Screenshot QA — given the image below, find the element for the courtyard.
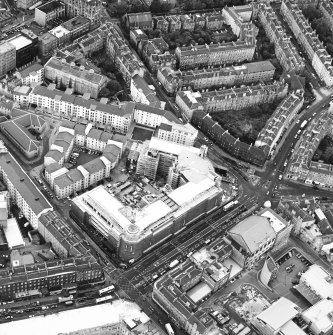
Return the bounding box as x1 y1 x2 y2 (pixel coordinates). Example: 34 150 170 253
131 126 154 142
270 248 312 310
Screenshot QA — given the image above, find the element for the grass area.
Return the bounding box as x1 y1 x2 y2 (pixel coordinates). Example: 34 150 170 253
211 100 282 145
312 135 333 164
131 127 154 142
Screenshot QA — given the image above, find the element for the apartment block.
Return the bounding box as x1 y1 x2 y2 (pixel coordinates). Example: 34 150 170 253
62 0 101 28
176 81 288 121
0 41 16 78
18 63 44 86
35 0 66 27
258 3 304 74
281 0 333 86
156 121 198 146
158 60 275 95
28 85 133 134
44 57 108 99
133 103 181 129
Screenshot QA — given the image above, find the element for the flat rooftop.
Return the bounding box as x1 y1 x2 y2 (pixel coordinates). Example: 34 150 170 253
62 16 90 31
5 218 25 249
74 186 173 233
0 300 151 335
8 35 32 50
50 25 70 38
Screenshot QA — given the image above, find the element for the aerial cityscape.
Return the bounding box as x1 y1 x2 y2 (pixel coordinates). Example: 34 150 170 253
1 0 333 334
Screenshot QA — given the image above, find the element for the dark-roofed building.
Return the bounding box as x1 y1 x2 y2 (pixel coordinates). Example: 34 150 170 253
123 12 152 32
35 0 65 27
38 32 58 59
62 15 91 40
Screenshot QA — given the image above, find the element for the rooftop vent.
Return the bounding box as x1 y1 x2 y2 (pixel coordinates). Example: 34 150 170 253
20 178 24 182
35 197 39 201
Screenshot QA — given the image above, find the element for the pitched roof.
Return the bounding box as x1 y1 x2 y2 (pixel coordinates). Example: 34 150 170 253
0 152 52 215
82 158 105 174
0 120 40 153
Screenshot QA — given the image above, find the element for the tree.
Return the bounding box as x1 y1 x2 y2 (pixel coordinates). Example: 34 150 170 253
106 80 122 96
103 60 116 74
150 0 161 13
112 3 128 16
99 87 111 98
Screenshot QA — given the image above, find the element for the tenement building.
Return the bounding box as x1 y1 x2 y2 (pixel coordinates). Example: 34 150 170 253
281 0 333 86
176 81 288 121
157 61 275 95
258 3 304 74
0 256 103 301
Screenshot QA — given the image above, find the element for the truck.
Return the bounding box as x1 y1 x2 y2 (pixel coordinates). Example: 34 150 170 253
165 323 174 335
169 260 180 269
300 120 308 129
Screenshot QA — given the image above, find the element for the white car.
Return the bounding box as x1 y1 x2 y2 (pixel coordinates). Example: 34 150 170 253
278 175 283 180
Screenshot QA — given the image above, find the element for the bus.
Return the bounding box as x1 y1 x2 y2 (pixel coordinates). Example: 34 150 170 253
58 295 74 303
165 323 174 335
300 120 308 129
96 295 113 304
98 285 115 296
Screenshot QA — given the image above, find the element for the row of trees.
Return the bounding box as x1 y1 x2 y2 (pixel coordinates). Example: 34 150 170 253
144 26 236 49
302 7 333 57
106 0 148 17
179 0 246 11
